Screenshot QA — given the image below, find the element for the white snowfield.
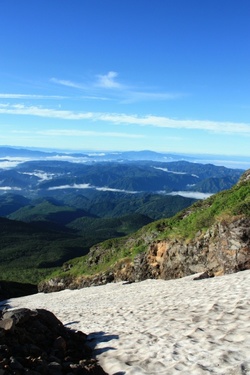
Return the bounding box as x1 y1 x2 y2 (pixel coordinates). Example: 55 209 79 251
7 270 250 375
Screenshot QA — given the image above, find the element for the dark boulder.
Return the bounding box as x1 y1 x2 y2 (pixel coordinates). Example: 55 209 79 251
0 308 107 374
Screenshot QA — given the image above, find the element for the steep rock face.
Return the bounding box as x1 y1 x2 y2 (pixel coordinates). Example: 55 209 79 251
133 216 250 281
39 215 250 293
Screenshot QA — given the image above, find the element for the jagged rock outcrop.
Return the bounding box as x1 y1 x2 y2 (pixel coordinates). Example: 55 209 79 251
237 168 250 184
135 216 250 281
0 308 107 374
39 215 250 292
38 273 115 293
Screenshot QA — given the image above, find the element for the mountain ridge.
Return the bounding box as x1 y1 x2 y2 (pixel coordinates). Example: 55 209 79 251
1 145 249 168
38 169 250 292
0 158 244 198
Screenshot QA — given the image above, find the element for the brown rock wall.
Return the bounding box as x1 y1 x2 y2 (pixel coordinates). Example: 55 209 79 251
138 217 250 281
39 216 250 292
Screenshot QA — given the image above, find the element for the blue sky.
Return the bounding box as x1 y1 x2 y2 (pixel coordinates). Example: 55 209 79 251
0 0 250 156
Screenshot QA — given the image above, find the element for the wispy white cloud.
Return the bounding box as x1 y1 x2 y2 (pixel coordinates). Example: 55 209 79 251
79 95 111 101
51 72 124 92
0 104 93 119
50 77 113 101
1 103 250 136
52 71 123 90
95 71 123 89
50 78 87 90
13 129 145 139
96 113 250 135
120 91 184 103
0 93 66 99
51 71 182 103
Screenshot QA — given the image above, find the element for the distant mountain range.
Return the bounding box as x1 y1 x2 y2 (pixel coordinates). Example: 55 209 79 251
0 146 195 162
0 146 199 161
0 146 244 198
1 146 250 168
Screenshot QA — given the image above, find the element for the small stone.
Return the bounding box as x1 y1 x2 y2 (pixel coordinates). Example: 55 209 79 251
48 361 63 375
48 361 62 369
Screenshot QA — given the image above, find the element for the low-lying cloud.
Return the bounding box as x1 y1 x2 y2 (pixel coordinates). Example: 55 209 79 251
48 183 139 194
153 167 199 178
0 186 22 191
167 191 212 199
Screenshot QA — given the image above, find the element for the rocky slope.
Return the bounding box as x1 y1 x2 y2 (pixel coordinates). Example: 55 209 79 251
39 169 250 292
0 308 107 374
